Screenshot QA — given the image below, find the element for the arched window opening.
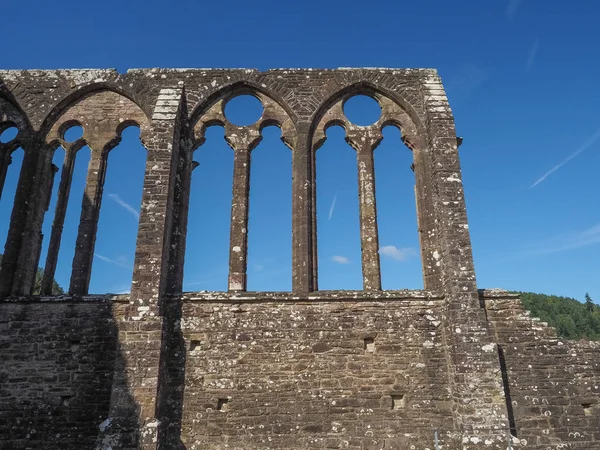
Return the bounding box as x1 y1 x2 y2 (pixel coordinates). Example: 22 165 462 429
247 125 292 292
89 126 146 294
316 125 362 290
183 125 233 292
375 126 423 290
51 146 91 291
0 148 24 256
37 147 66 294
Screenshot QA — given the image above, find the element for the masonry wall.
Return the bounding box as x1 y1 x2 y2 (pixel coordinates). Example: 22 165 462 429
162 294 452 450
482 290 600 449
0 299 120 450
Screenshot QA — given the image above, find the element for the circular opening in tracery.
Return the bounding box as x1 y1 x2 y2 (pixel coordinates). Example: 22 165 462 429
224 95 264 126
0 126 19 144
63 124 84 143
343 95 381 126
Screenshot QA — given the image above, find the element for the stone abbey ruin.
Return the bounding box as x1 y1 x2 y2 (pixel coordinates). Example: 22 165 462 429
0 68 598 450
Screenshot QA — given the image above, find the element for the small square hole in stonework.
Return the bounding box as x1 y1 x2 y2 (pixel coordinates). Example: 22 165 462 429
217 398 229 411
391 395 405 410
582 404 593 416
190 340 201 352
364 337 375 353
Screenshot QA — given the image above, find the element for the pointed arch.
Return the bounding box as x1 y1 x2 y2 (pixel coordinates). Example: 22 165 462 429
309 80 427 150
189 79 297 130
39 82 151 138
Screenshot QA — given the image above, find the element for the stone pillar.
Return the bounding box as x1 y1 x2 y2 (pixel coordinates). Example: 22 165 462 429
346 130 383 291
291 122 313 294
41 145 77 295
165 145 195 294
0 134 53 297
98 88 182 450
225 127 261 292
422 72 509 446
412 145 444 291
69 140 109 295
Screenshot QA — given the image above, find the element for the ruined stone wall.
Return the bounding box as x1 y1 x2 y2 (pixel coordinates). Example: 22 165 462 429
0 298 121 449
164 293 452 449
482 290 600 449
0 68 597 449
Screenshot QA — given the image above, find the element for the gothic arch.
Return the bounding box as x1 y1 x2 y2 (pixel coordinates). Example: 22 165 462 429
308 81 438 291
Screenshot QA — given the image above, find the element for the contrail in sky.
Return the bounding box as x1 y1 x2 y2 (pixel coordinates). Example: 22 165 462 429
108 193 140 219
530 127 600 188
328 193 337 220
526 38 539 72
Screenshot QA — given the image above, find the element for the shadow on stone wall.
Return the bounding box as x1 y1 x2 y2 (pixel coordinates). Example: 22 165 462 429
0 298 139 450
156 297 187 449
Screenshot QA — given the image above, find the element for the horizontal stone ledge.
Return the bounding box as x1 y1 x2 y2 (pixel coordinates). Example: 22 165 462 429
478 288 521 299
0 293 129 303
171 289 444 303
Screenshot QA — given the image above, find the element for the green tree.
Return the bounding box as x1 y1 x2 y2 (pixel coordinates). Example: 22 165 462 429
518 291 600 341
0 254 64 295
585 292 594 313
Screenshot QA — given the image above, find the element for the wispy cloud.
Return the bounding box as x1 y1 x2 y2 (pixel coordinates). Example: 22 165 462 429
446 63 486 104
94 253 132 269
491 223 600 264
328 193 337 220
379 245 417 261
530 127 600 188
108 193 139 220
331 255 350 264
506 0 522 19
538 223 600 255
526 38 540 72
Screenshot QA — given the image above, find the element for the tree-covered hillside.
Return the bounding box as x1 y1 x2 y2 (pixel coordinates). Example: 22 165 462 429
517 292 600 341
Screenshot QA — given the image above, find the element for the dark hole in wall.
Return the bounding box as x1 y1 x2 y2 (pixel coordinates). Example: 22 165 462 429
498 344 518 436
217 398 230 411
364 337 375 353
189 340 201 352
582 403 593 416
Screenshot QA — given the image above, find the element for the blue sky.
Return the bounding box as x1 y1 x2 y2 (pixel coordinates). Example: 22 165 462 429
1 0 599 302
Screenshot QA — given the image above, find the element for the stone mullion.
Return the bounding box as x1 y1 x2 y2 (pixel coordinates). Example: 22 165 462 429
291 122 313 294
228 146 251 292
310 145 318 291
41 146 76 295
69 144 108 295
356 143 381 291
0 147 10 199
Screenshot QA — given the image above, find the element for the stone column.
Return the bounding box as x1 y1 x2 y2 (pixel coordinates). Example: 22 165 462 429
41 145 77 295
291 122 313 294
98 87 182 450
225 127 261 292
69 139 109 295
346 130 383 291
